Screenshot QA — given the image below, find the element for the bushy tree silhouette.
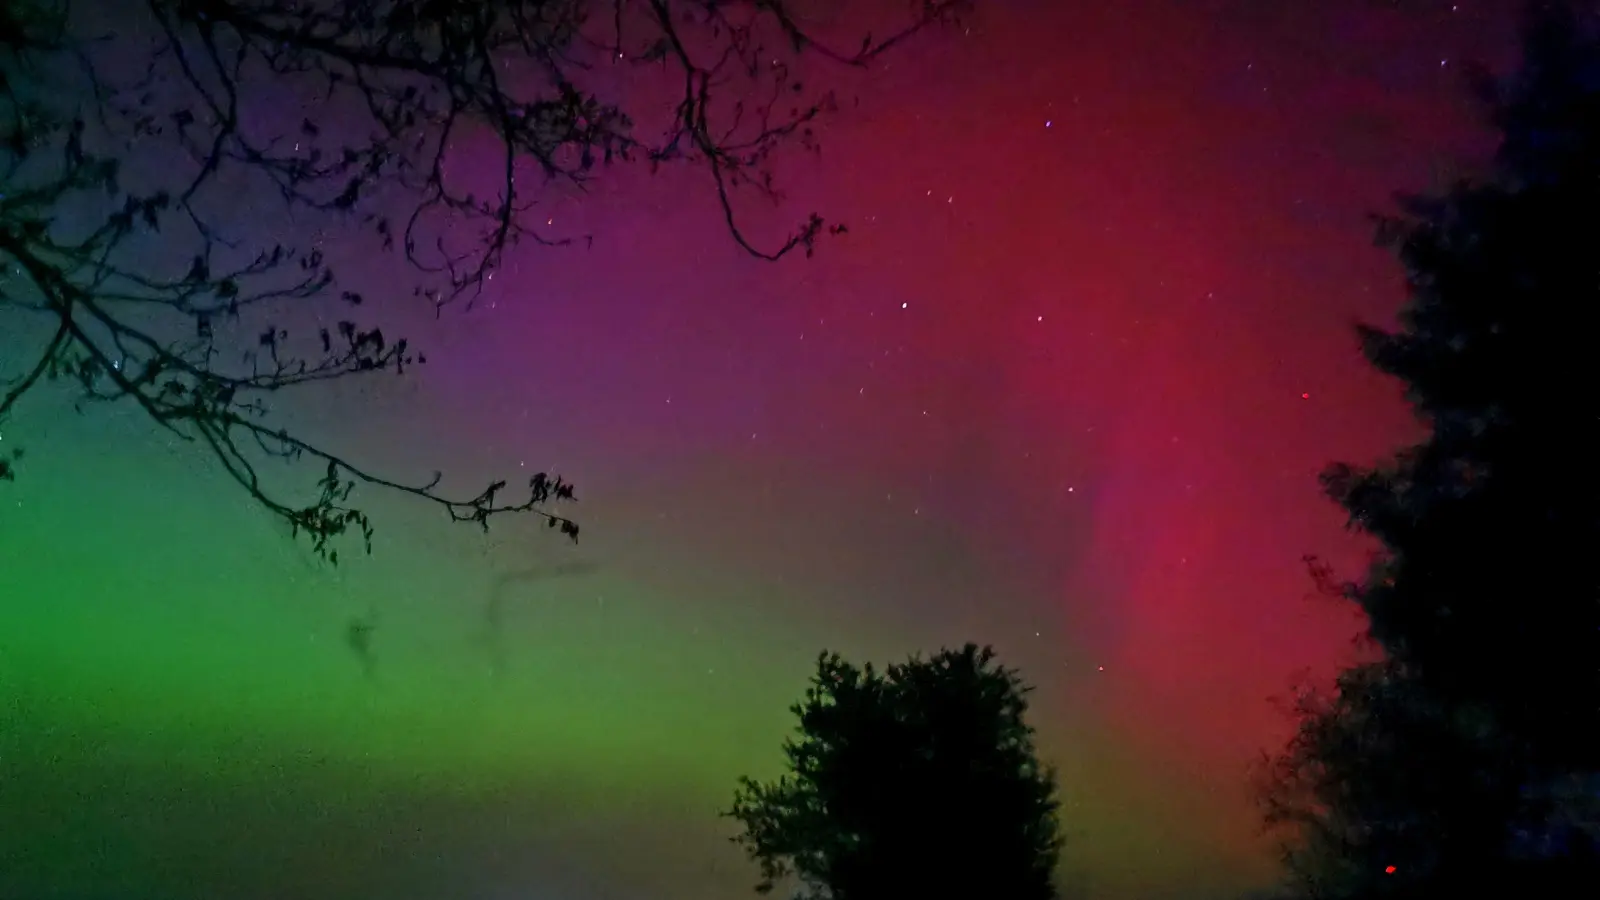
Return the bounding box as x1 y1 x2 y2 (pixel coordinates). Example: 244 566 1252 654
1261 657 1541 900
0 0 968 559
728 643 1063 900
1318 1 1599 767
1264 3 1600 897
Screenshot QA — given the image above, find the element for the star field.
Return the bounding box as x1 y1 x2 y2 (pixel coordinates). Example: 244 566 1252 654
0 2 1521 900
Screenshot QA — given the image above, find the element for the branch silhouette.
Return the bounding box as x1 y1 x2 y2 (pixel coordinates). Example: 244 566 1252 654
1 0 968 559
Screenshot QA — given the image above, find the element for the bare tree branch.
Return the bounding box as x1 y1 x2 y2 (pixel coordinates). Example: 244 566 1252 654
1 0 969 560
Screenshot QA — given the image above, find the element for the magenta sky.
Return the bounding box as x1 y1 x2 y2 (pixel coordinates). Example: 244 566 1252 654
413 0 1513 891
0 2 1529 899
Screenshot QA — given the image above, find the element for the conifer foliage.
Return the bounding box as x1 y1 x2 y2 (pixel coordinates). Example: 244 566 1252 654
1264 4 1600 897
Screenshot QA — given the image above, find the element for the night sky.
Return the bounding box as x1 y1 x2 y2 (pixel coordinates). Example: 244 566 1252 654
0 2 1524 899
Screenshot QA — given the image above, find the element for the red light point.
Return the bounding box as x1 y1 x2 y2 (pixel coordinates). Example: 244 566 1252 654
1301 392 1311 400
1384 866 1396 875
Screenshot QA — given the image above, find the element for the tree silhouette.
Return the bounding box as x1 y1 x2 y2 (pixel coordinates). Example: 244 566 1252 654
1260 658 1537 900
727 643 1063 900
0 0 968 560
1264 3 1600 896
1315 0 1599 769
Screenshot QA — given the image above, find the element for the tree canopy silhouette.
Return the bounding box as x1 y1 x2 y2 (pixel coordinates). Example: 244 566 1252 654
727 643 1063 900
1261 657 1545 900
0 0 968 560
1316 0 1599 768
1263 2 1600 896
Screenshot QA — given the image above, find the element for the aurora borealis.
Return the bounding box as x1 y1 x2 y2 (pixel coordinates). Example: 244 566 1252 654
1 2 1526 899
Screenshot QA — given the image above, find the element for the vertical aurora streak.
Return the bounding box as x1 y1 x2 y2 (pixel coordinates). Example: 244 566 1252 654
1 2 1521 899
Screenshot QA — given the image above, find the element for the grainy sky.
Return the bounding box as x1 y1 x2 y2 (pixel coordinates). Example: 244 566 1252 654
1 1 1523 899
